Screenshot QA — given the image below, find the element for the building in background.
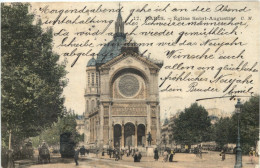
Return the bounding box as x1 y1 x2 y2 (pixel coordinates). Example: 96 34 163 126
206 108 231 124
84 9 163 150
76 115 84 135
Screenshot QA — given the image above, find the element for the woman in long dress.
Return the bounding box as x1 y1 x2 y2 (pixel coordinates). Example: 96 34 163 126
169 150 174 162
154 148 159 161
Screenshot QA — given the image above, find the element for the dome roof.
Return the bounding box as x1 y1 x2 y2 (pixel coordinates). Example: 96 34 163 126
87 57 96 67
96 36 126 64
95 8 140 65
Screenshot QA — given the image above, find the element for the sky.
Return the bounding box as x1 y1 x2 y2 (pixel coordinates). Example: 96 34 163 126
29 2 259 119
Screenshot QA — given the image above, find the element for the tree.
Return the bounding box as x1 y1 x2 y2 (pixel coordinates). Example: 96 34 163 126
213 117 235 149
32 111 84 147
172 103 211 146
1 3 67 148
213 96 259 154
235 96 259 154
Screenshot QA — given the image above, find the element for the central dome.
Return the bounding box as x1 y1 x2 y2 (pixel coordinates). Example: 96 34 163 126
95 7 140 65
96 36 126 64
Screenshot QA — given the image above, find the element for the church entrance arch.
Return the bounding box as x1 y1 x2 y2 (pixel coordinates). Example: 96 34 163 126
124 122 135 147
137 124 145 146
114 124 122 148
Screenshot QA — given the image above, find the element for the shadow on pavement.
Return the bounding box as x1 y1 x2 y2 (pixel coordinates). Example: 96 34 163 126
16 155 92 168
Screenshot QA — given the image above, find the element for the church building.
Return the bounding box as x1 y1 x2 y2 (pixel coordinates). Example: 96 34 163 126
84 8 163 150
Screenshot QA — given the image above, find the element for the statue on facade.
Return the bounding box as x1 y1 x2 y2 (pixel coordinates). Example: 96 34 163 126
147 132 152 146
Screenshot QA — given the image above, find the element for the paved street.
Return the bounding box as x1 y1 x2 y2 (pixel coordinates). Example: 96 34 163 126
16 151 259 168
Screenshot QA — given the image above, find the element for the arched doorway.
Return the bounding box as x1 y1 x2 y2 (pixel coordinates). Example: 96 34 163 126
124 123 135 147
114 124 121 148
137 124 145 146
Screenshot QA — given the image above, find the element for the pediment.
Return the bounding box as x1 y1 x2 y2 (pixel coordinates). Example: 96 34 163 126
99 51 162 71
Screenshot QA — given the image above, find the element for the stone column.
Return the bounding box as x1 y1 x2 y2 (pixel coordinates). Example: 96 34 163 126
109 103 112 148
121 121 124 149
145 120 148 147
100 104 104 149
146 103 151 133
94 118 96 142
96 118 100 147
156 104 160 146
135 121 138 148
112 122 114 149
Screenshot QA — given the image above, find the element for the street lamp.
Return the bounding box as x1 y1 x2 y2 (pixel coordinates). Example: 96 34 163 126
234 98 242 168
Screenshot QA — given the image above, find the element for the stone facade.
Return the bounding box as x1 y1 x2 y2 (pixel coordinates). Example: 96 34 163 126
84 9 163 150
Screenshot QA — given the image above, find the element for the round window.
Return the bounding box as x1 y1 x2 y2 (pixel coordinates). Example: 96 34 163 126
118 75 140 97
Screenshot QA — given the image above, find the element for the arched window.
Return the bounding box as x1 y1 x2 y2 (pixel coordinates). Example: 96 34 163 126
91 100 95 110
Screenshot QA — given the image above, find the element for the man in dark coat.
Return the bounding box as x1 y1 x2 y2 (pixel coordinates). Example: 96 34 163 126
74 148 80 166
154 148 159 161
134 149 139 162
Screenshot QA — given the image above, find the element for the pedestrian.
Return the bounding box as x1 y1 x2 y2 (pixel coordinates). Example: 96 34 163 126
198 146 202 159
109 149 112 158
102 149 105 156
154 148 159 161
115 149 120 161
134 149 139 162
163 150 168 162
169 150 174 162
137 150 142 162
113 148 116 158
120 149 124 160
74 147 80 166
249 147 256 164
96 149 99 158
220 149 226 161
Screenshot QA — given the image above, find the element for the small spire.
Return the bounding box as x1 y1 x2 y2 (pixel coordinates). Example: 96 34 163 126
114 3 125 37
117 3 122 22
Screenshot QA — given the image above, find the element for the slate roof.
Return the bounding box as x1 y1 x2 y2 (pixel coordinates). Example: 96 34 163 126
87 57 96 67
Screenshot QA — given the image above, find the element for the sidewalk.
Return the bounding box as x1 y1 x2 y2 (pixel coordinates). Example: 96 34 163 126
85 151 259 168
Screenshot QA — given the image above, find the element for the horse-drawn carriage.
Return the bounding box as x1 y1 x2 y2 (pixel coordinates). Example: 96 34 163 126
80 146 86 156
38 144 50 164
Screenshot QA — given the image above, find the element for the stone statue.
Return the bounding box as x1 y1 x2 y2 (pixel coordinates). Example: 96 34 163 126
147 132 152 146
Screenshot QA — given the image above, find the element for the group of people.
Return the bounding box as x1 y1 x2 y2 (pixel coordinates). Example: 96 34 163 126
154 148 175 162
107 148 142 162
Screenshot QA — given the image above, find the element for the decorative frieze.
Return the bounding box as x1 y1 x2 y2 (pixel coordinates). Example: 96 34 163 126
111 103 146 116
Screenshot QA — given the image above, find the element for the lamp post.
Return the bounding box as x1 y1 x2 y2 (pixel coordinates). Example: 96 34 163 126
234 98 242 168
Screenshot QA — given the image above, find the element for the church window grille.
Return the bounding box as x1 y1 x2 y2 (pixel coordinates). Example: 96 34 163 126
96 73 99 86
91 73 95 86
88 73 90 86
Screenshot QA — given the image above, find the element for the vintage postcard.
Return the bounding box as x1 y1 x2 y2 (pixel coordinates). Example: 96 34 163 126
1 1 259 168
